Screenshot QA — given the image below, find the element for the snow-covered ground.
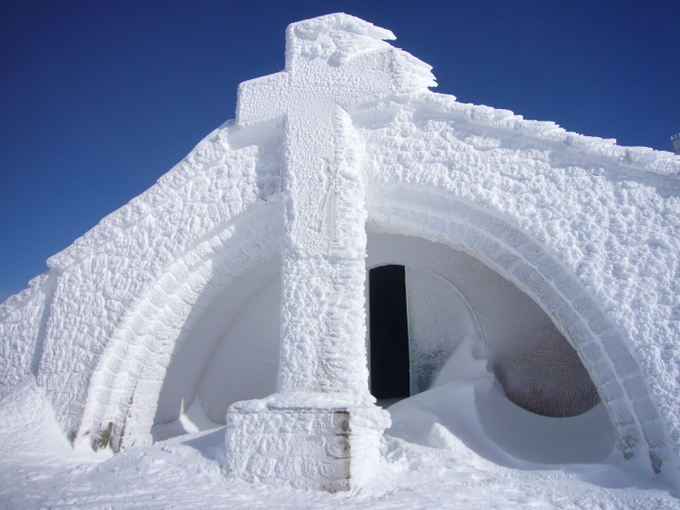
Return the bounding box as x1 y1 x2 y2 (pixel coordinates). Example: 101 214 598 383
2 372 678 509
2 13 679 508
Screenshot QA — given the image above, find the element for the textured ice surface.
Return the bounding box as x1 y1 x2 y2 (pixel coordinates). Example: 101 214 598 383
236 13 435 403
224 397 389 491
358 97 680 475
224 14 437 489
0 11 679 489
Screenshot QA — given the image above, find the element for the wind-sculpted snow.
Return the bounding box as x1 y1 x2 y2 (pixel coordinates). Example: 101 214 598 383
1 11 679 493
2 376 679 508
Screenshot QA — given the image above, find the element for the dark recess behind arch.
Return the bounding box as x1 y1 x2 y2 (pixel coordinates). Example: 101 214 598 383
369 265 410 400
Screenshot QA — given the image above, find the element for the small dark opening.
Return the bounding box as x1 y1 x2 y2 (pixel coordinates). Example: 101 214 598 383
369 265 410 400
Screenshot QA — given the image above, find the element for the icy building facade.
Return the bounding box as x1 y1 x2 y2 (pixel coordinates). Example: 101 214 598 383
1 13 680 491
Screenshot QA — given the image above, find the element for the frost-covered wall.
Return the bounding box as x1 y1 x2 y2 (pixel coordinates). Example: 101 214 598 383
0 273 55 393
357 94 680 475
0 119 283 448
1 11 679 487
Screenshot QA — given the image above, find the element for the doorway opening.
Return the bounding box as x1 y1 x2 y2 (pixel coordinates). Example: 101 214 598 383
368 265 410 401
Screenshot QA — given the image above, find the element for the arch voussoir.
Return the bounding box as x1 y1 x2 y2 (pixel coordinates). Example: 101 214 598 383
79 203 282 451
367 189 670 474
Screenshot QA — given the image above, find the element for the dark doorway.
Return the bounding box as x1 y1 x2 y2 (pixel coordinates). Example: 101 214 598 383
369 265 410 400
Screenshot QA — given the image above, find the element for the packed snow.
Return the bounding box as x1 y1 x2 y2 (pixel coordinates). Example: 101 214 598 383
1 373 678 509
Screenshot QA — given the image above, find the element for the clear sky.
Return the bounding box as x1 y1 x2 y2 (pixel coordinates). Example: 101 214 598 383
1 0 678 301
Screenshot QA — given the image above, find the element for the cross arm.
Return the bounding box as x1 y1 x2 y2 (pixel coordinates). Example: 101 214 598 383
236 71 291 127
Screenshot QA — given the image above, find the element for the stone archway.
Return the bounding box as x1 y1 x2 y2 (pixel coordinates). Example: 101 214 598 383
76 203 282 451
365 233 614 464
70 167 670 475
366 191 668 474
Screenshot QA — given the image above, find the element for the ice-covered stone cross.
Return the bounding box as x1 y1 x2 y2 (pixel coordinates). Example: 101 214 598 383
226 13 434 491
235 13 435 401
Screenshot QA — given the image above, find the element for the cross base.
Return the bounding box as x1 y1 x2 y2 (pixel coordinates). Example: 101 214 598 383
224 397 390 492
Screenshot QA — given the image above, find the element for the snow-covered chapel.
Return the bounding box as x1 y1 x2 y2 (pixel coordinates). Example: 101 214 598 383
1 13 679 492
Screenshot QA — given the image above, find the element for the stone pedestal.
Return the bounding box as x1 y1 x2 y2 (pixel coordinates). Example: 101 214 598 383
224 397 390 492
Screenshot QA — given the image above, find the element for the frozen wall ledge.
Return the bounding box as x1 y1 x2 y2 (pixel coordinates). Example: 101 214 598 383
224 397 390 492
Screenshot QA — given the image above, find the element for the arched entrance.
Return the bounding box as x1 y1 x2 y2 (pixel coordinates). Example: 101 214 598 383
151 255 281 440
368 262 485 402
76 203 283 451
364 188 668 472
366 233 616 463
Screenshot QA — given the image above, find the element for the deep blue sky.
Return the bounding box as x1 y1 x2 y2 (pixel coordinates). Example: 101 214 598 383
1 0 678 300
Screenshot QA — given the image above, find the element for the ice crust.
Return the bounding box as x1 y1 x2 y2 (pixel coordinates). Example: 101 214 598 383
1 11 679 488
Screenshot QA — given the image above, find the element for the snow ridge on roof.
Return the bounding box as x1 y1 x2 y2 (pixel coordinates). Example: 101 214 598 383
415 91 680 176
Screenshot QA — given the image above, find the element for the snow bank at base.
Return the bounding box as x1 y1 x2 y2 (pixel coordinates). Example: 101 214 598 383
1 375 678 509
388 379 616 467
387 335 615 467
0 377 112 509
0 377 112 462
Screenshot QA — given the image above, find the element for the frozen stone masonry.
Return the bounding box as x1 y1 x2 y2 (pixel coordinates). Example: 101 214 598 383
83 203 283 450
0 272 54 397
1 11 679 492
378 197 674 470
0 115 276 441
224 13 437 490
362 108 679 477
225 401 388 492
412 92 679 177
366 198 647 460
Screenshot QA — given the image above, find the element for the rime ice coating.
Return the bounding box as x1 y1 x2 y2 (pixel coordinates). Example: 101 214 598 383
0 12 679 489
235 13 435 400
